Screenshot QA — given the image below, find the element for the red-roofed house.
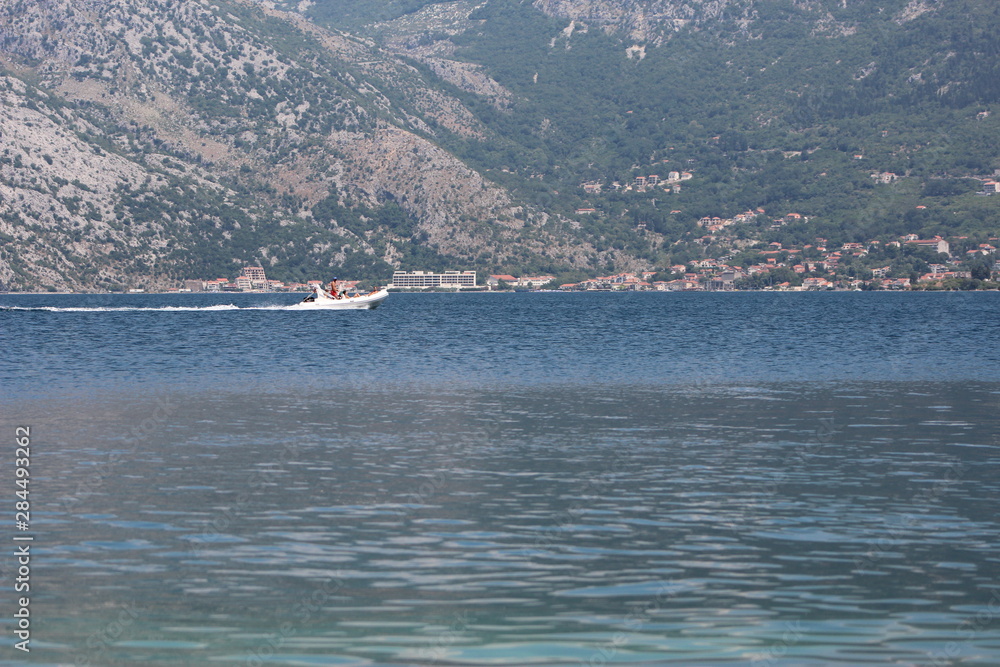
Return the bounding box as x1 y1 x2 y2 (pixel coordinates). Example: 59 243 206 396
803 277 833 290
906 237 950 255
487 274 518 288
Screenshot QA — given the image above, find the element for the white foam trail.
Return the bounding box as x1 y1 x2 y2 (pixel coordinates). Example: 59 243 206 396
0 304 299 312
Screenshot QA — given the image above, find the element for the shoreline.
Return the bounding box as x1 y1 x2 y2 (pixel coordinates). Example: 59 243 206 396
3 288 999 296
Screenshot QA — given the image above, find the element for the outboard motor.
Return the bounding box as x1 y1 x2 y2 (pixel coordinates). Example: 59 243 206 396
301 284 322 302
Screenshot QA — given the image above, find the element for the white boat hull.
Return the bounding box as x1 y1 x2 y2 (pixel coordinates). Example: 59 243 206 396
286 288 389 310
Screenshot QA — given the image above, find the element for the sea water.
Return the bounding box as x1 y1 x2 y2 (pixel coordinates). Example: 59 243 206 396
1 291 999 665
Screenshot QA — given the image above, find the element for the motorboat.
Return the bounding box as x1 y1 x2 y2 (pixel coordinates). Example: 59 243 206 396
287 285 388 310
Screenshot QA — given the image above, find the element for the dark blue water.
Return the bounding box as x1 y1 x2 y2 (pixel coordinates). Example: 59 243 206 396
1 292 999 666
3 291 1000 394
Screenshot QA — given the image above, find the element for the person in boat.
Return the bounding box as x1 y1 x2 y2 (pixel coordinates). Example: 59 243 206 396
328 277 340 299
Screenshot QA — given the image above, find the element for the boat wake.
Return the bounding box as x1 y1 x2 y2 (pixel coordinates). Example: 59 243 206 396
0 304 300 313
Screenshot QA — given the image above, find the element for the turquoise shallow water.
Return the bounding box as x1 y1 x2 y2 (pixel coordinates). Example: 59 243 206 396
1 292 999 665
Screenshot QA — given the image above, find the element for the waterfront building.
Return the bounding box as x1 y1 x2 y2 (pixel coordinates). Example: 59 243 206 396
517 275 556 288
389 270 477 289
239 265 269 290
486 274 517 289
243 266 267 282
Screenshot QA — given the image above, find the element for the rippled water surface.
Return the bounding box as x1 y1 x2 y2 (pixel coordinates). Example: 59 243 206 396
2 292 999 665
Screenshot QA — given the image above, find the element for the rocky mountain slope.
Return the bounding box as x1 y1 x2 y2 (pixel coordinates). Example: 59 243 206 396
0 0 608 291
2 0 997 290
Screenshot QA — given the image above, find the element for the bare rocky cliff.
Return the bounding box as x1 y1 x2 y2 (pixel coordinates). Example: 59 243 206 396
531 0 757 43
0 0 607 290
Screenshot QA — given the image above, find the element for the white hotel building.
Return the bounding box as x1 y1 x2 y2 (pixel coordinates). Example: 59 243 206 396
388 270 477 289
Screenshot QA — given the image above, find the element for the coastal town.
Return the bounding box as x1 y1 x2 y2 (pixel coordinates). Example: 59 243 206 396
165 228 998 295
552 230 1000 291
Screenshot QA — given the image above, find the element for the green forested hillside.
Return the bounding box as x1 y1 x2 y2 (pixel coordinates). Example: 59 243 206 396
446 0 998 234
321 0 1000 264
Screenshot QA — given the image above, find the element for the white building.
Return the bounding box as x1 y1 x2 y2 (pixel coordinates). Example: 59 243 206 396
238 265 269 290
906 237 950 256
389 270 477 289
517 275 556 288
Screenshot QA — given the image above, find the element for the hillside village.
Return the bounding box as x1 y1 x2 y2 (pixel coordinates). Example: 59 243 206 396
549 230 1000 291
145 226 1000 294
171 172 1000 295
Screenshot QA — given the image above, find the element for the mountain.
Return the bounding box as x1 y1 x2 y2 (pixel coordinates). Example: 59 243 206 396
2 0 999 291
375 0 1000 264
0 0 607 291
